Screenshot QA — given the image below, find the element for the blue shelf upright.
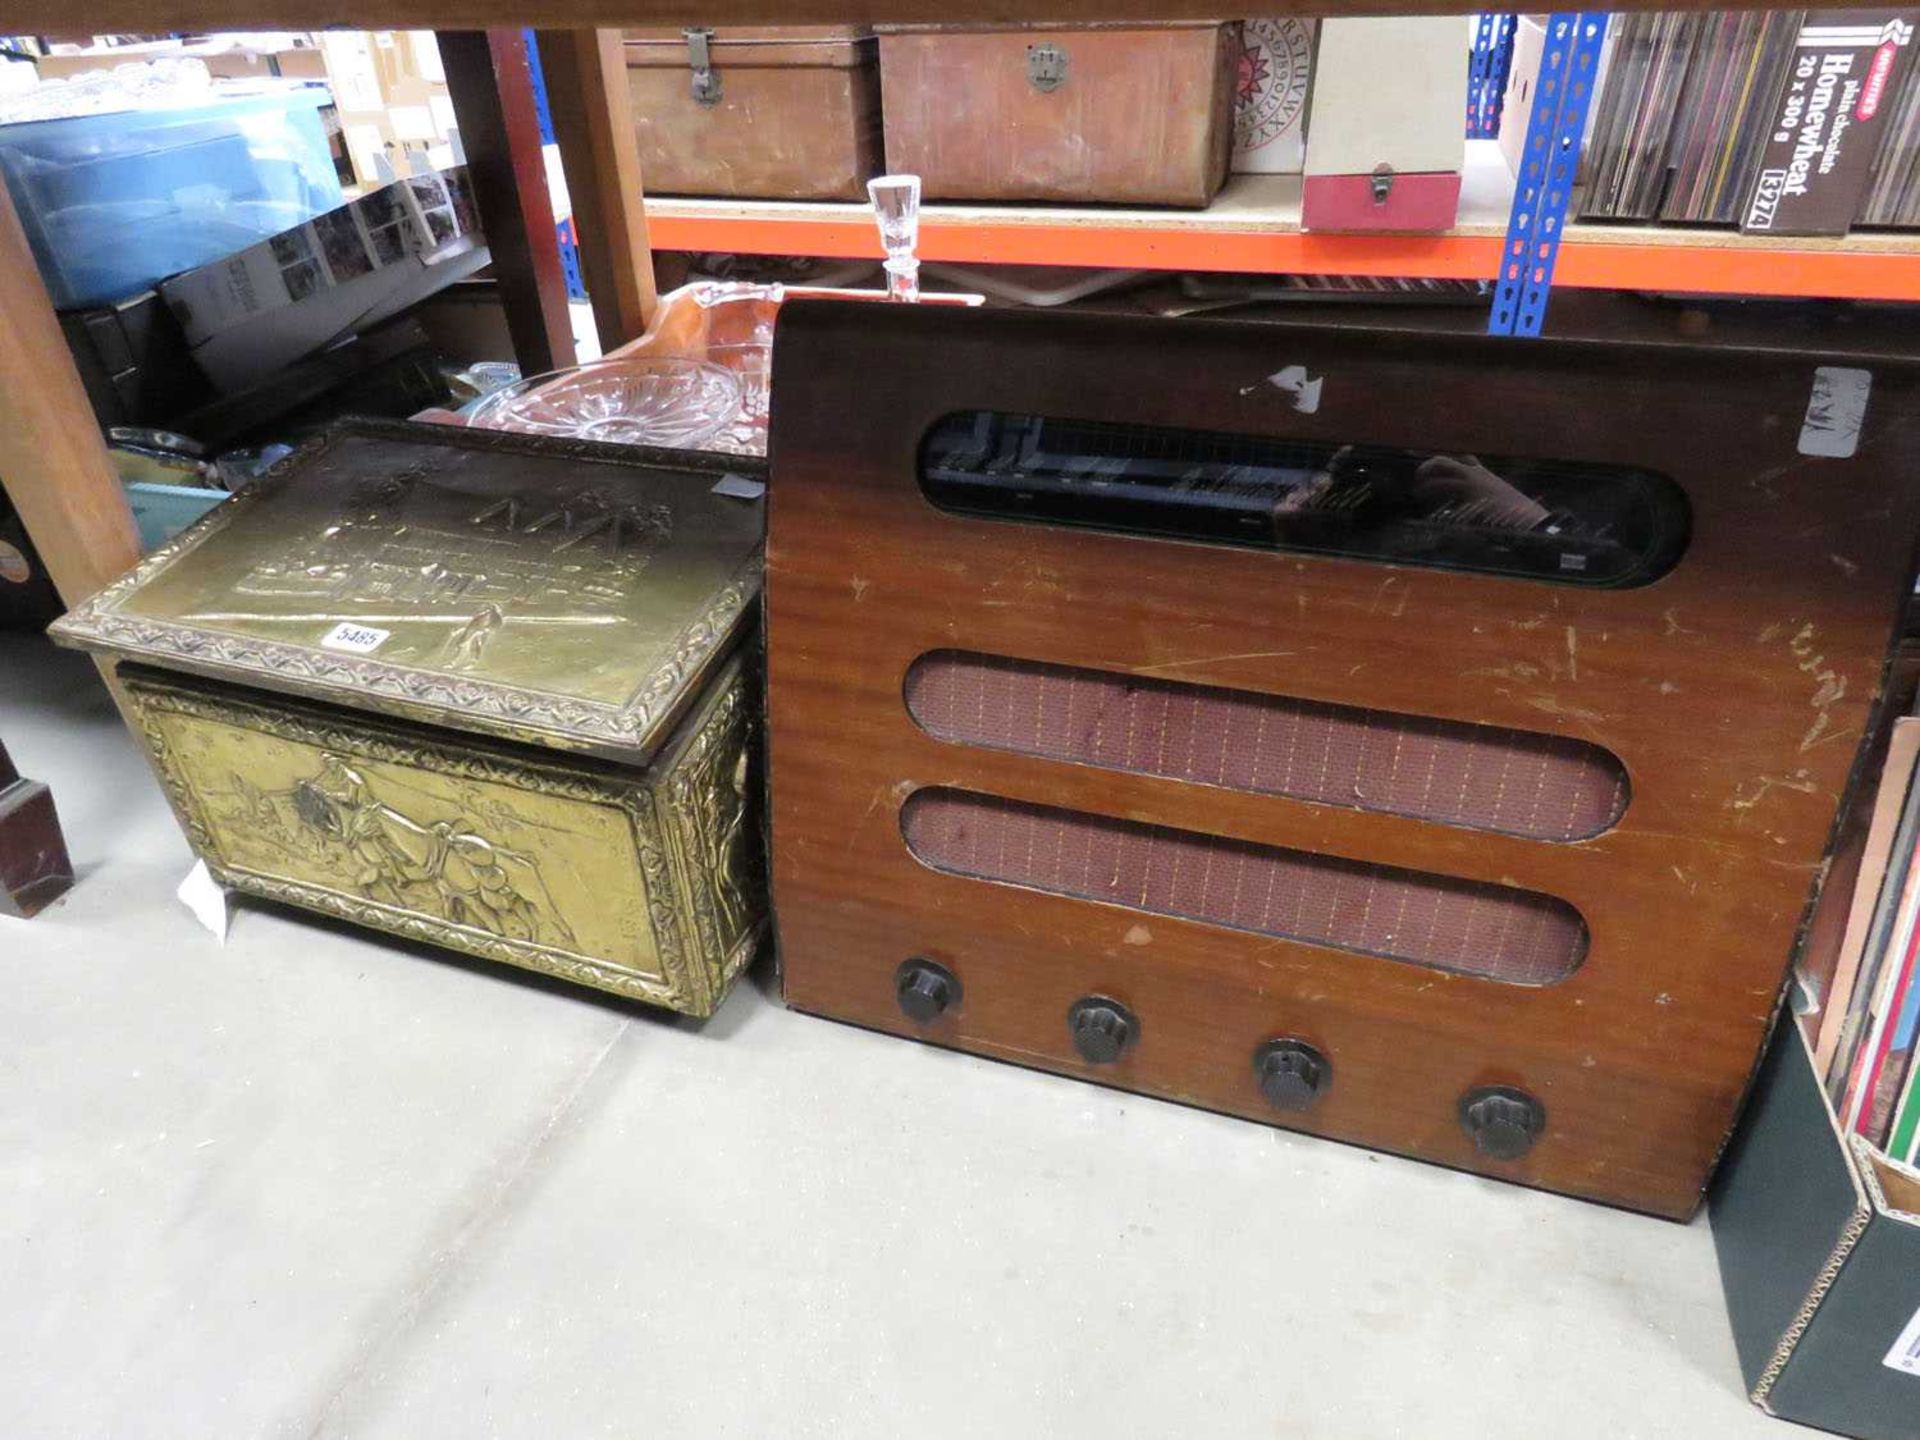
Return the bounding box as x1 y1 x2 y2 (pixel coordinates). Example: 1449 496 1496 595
524 28 588 304
1488 13 1608 338
1467 14 1519 140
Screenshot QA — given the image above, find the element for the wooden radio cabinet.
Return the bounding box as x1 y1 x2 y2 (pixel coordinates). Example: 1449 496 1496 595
764 302 1920 1217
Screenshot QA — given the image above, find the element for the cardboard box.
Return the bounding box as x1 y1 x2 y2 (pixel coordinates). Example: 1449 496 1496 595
34 36 327 83
318 31 457 188
1498 15 1548 174
273 49 329 83
159 167 487 390
334 110 460 189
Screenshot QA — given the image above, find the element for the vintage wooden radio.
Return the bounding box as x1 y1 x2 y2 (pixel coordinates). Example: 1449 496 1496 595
765 302 1920 1217
53 421 765 1017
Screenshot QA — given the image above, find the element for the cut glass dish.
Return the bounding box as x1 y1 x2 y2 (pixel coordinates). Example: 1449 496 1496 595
465 357 742 449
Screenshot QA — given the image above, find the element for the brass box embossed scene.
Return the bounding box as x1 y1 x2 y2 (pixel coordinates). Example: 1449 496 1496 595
53 421 766 1017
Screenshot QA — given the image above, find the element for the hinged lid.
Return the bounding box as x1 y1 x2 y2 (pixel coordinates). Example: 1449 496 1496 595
624 26 874 69
873 21 1230 36
52 420 765 764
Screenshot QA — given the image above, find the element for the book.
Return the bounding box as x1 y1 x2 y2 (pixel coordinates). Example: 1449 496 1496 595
1811 715 1920 1073
1741 10 1920 235
1826 735 1920 1111
1845 880 1920 1138
1889 1000 1920 1159
1871 953 1920 1154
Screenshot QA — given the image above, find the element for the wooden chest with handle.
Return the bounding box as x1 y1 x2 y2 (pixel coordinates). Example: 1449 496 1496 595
876 22 1238 207
625 26 881 201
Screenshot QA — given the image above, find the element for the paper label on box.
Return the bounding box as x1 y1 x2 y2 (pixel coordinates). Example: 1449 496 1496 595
176 860 230 944
162 246 291 341
1799 365 1872 458
711 473 766 501
320 621 391 654
1885 1302 1920 1377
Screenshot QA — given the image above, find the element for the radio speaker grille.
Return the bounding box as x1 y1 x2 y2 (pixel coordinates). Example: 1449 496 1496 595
902 788 1588 986
905 651 1626 842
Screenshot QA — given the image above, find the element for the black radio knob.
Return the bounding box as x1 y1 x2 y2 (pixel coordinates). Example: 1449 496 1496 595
1068 996 1137 1064
1254 1039 1331 1111
1459 1085 1545 1160
895 958 960 1024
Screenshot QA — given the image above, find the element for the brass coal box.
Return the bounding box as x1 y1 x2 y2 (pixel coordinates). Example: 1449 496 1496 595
52 421 767 1017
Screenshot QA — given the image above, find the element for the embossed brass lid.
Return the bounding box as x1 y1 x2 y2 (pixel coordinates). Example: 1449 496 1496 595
52 420 765 763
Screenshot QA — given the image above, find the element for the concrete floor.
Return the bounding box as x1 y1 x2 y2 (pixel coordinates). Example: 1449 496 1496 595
1 632 1788 1439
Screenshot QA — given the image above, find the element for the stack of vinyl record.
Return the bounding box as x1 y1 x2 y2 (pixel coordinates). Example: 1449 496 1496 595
1861 62 1920 228
1657 10 1802 223
1581 10 1803 222
1581 13 1712 220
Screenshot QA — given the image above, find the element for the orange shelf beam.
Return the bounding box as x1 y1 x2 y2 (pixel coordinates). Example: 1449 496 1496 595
644 210 1920 303
1547 239 1920 300
646 211 1499 280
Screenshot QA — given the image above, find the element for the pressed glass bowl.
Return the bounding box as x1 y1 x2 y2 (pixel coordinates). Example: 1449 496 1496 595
465 357 743 449
699 341 773 457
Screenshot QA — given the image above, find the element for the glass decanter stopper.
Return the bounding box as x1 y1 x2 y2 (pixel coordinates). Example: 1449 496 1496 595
867 174 922 304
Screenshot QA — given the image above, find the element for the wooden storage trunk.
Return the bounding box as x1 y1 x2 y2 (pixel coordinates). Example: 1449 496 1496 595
624 26 881 200
876 23 1238 207
51 421 767 1018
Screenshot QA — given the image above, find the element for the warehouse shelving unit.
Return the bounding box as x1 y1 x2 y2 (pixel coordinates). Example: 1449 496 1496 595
2 10 1918 1437
3 0 1919 620
646 142 1920 301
